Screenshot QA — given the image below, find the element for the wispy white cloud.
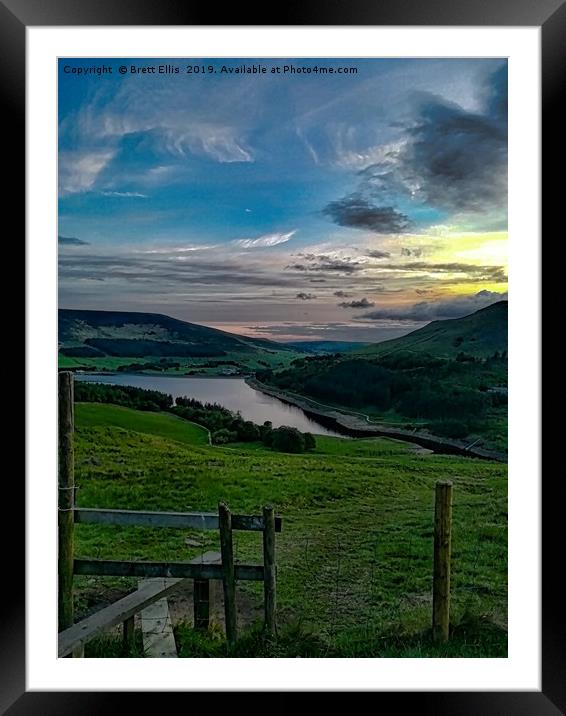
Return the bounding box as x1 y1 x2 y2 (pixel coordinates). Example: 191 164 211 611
100 191 149 198
138 245 216 255
59 149 116 195
160 125 253 163
233 230 297 249
69 81 255 165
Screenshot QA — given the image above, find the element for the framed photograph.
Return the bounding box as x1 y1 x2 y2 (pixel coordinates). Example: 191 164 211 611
8 0 556 711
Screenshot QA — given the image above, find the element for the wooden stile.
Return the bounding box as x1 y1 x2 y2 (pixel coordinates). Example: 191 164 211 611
58 369 282 653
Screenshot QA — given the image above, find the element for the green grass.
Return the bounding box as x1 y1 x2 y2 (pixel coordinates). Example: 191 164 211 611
227 434 414 458
72 405 507 657
76 403 210 447
59 347 300 375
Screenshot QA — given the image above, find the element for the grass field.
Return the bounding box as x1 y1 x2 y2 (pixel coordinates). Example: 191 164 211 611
73 403 507 657
59 347 300 375
76 403 210 447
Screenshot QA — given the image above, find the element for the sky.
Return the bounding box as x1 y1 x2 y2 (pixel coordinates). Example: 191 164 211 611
58 58 508 343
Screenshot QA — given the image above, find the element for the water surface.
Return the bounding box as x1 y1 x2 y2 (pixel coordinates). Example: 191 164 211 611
77 374 341 436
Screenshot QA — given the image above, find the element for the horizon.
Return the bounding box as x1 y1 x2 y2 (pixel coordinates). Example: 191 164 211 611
58 298 508 346
58 58 508 342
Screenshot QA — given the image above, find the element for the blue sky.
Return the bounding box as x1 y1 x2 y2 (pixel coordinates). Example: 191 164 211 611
58 58 508 342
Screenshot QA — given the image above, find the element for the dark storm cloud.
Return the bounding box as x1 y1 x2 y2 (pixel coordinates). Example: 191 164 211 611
338 297 375 309
375 261 507 282
358 290 507 322
286 254 361 275
326 66 508 233
483 64 508 123
322 194 412 234
401 93 507 215
59 235 90 246
58 252 305 290
367 249 391 259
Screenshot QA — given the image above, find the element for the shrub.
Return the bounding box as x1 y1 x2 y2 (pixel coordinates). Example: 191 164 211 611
271 426 305 454
211 429 238 445
303 432 316 451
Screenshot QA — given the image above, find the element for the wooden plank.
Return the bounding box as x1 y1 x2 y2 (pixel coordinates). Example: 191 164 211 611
58 371 75 632
262 505 277 634
138 579 178 658
219 502 237 645
58 577 188 657
74 558 264 581
74 507 282 532
433 480 453 643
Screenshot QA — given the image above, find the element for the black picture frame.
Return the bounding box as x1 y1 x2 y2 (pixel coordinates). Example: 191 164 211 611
6 0 555 711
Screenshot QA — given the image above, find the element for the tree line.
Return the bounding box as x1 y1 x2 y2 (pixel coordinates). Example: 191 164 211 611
74 381 316 453
257 351 507 439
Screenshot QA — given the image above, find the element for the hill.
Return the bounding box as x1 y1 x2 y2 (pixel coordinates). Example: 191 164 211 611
58 308 300 374
356 301 507 359
256 303 508 450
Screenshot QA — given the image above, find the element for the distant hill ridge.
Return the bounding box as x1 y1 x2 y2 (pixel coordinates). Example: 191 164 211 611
355 301 508 359
59 308 294 359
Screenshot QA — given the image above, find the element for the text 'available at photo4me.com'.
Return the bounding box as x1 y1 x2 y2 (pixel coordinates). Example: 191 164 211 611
62 62 360 77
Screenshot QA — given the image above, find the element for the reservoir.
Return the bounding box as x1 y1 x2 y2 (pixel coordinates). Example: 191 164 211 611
76 374 341 437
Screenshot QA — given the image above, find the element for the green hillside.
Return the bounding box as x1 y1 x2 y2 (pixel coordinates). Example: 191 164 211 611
76 403 210 447
73 403 507 658
257 303 508 450
58 308 300 374
356 301 507 359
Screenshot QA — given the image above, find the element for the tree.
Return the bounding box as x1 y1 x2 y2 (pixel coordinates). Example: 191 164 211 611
259 422 274 446
238 420 260 442
303 432 316 451
271 426 305 454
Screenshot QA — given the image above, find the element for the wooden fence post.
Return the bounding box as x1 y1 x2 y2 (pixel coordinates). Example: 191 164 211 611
262 505 276 635
433 480 453 642
71 644 84 658
123 616 135 652
218 502 237 646
193 578 210 630
58 371 75 632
